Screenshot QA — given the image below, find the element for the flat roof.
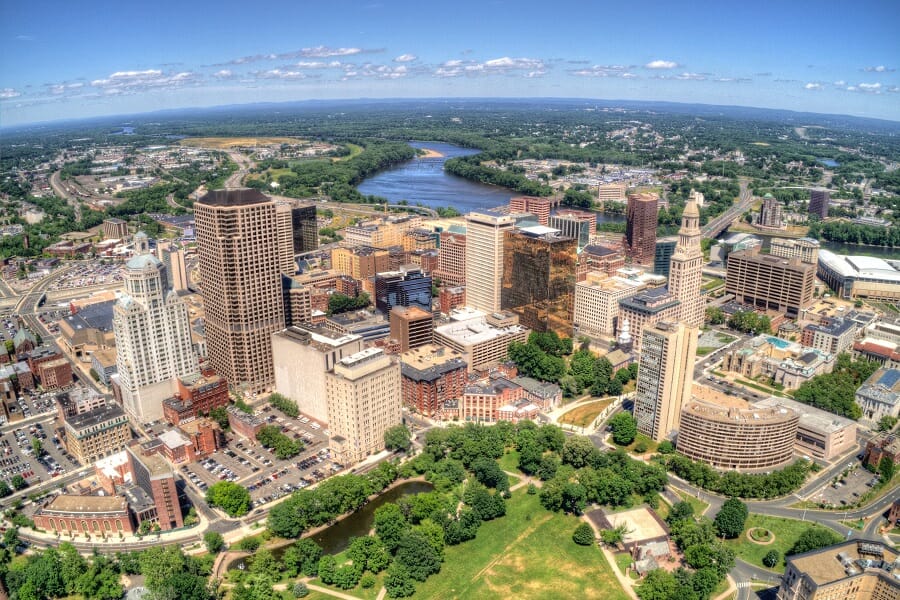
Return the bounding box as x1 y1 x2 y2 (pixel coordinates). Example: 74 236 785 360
66 403 127 430
753 396 856 434
43 494 127 513
197 188 270 207
789 540 898 586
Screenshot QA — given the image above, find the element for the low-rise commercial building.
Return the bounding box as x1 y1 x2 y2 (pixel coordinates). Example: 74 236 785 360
162 371 229 426
802 319 857 356
33 495 134 536
62 403 131 465
855 368 900 423
433 308 529 371
817 250 900 301
753 396 858 461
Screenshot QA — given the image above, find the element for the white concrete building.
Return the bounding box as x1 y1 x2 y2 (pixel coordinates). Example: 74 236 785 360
325 348 401 465
574 272 646 338
114 244 198 424
465 211 516 313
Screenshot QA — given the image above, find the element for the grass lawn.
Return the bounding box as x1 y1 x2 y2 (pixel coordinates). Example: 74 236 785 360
735 378 787 397
702 278 725 291
412 490 629 600
559 399 614 427
725 514 838 573
621 433 658 455
497 450 521 474
697 347 715 356
675 491 710 516
716 333 737 344
308 564 385 599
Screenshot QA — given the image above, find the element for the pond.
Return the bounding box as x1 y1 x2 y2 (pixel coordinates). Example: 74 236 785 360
227 480 434 569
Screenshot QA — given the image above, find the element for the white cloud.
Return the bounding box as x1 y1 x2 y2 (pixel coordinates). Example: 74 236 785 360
524 71 545 78
888 86 900 93
804 82 822 90
571 64 633 78
292 61 343 69
299 46 363 58
675 72 706 81
833 80 846 87
645 60 679 69
254 69 306 80
90 69 197 92
0 88 21 99
864 65 895 73
339 63 409 80
434 56 544 78
394 54 417 63
213 70 233 79
48 82 84 95
858 82 881 90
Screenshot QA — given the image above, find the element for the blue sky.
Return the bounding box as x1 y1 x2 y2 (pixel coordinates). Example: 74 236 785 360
1 0 899 126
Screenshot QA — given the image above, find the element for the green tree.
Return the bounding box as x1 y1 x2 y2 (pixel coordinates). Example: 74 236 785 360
878 415 898 432
706 306 726 325
572 522 595 545
384 424 412 452
636 568 678 600
208 406 230 430
609 412 637 445
879 456 896 482
374 503 408 553
788 527 843 555
763 549 781 568
317 555 337 585
11 474 27 490
713 498 748 539
592 357 613 395
292 582 309 598
384 562 416 598
0 480 11 498
204 531 225 553
667 501 695 525
395 530 442 582
206 481 251 517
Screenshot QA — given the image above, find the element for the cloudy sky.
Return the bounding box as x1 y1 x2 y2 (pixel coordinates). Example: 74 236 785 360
1 0 898 126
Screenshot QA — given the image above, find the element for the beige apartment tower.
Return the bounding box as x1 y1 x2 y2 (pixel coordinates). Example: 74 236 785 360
437 230 466 287
633 321 698 442
195 189 285 394
465 212 516 313
667 199 705 328
325 348 402 465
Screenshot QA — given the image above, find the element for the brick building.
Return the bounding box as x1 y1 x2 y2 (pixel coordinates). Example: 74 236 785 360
227 405 266 440
400 344 468 417
162 371 229 426
33 495 134 537
37 358 73 390
438 286 466 314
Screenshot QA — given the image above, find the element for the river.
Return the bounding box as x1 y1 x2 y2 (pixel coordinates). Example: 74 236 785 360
357 141 626 226
227 480 433 569
749 232 900 260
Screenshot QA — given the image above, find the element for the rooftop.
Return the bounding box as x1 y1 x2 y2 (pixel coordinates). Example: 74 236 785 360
753 396 857 434
63 299 116 332
42 494 128 514
400 344 468 382
65 403 127 432
788 539 899 586
197 188 271 207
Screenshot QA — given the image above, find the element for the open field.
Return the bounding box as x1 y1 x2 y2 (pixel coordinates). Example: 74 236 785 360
725 514 838 573
497 450 521 474
180 136 306 148
411 490 628 600
559 399 614 427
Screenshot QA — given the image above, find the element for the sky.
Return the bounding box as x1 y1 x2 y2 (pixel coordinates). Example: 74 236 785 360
1 0 899 127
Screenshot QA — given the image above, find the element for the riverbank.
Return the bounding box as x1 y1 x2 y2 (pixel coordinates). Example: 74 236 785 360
417 148 444 158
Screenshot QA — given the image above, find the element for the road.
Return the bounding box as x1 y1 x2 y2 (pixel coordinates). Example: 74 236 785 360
225 151 252 188
701 178 754 239
48 171 84 222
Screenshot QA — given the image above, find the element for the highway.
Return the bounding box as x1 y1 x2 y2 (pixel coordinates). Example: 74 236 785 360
701 177 754 240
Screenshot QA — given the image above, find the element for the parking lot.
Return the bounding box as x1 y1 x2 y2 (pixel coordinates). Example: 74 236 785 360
809 461 879 508
46 263 122 292
0 415 82 491
0 389 60 426
178 407 337 509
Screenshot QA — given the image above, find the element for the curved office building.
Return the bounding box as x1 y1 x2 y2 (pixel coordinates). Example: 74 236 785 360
677 400 799 471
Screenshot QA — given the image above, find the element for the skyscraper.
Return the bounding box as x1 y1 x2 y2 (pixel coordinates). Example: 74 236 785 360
195 189 285 394
809 189 830 219
465 211 516 313
114 239 198 423
291 204 318 253
157 241 189 292
632 321 697 442
623 192 658 266
501 225 577 337
758 193 784 228
275 203 297 276
374 266 432 314
667 199 704 328
325 348 402 465
437 229 466 287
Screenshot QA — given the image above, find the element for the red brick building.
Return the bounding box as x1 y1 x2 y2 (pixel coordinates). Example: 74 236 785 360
228 405 266 439
400 344 468 417
443 376 525 422
37 358 73 390
509 196 561 226
33 495 135 536
162 371 229 426
439 286 466 314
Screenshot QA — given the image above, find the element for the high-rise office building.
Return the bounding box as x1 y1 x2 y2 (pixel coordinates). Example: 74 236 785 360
509 196 560 226
275 203 297 276
157 241 189 292
726 247 815 319
437 229 466 287
291 204 318 253
325 348 402 465
389 306 434 352
465 212 516 313
272 325 364 423
623 192 659 266
633 321 697 442
374 266 432 314
114 243 198 423
667 199 704 328
195 189 285 394
501 225 577 337
809 189 830 219
549 208 596 249
758 193 784 228
653 238 677 278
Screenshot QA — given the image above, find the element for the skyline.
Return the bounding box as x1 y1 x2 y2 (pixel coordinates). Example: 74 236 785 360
1 0 899 126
